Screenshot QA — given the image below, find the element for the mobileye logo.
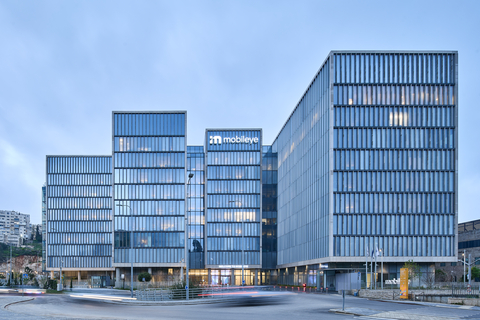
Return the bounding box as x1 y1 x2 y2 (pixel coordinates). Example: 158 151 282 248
209 135 259 145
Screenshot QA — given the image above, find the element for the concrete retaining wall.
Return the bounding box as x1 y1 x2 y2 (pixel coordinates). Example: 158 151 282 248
448 298 480 306
358 289 451 300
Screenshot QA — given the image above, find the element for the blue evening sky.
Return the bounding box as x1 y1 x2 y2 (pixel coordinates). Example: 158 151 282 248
0 1 478 224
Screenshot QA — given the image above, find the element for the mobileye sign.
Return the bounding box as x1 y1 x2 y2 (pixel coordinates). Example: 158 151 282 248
209 135 259 145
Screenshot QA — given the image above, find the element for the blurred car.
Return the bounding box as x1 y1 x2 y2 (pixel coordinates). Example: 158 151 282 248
219 290 294 307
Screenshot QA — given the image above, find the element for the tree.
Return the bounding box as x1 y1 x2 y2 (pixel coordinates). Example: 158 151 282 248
471 266 480 281
403 260 421 280
435 269 447 282
35 227 41 243
138 272 152 282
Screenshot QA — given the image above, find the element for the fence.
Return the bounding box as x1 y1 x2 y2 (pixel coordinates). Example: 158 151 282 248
452 284 480 298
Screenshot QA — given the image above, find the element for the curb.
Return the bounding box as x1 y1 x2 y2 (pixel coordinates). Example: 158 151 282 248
329 309 363 316
2 297 35 309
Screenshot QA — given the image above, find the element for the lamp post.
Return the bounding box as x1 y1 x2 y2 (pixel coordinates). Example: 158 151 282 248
458 254 480 286
185 173 194 300
116 203 134 298
380 249 383 290
10 245 12 287
229 200 244 286
51 227 63 290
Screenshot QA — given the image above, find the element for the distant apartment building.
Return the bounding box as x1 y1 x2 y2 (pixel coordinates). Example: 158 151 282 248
0 210 31 246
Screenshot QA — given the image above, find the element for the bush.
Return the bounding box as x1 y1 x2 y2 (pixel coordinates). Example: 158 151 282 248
48 279 57 290
138 272 152 282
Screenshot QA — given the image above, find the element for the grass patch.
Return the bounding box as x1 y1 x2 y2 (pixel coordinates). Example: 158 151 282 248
46 289 64 294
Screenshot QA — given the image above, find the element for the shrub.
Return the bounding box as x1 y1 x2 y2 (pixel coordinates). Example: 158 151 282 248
138 272 152 282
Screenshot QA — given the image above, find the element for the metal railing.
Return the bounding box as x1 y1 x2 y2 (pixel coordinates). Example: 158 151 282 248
452 284 479 297
135 286 266 302
271 285 323 293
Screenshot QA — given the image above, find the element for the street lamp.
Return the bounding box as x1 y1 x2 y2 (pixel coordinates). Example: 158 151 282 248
116 203 134 298
9 245 12 287
458 253 480 286
229 200 244 286
185 173 194 300
51 227 63 290
379 249 383 290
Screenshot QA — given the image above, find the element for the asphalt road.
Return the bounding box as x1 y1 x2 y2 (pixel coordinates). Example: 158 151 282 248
3 292 480 320
3 293 358 320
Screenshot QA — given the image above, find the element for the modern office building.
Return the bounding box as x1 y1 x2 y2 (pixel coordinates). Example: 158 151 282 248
45 156 114 287
275 51 458 288
45 51 458 288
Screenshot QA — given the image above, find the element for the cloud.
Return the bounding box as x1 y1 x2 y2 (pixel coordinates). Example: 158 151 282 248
0 138 39 190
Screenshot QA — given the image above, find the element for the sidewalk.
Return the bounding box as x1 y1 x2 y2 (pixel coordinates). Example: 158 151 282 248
330 298 480 320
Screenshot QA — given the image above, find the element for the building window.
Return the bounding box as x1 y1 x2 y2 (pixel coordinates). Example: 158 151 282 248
440 263 446 267
451 262 457 266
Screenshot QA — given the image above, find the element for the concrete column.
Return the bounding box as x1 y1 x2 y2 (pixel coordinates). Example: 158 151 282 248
148 267 152 275
180 267 183 283
78 271 81 281
231 269 235 286
50 270 54 279
208 268 211 286
254 269 258 286
115 268 120 288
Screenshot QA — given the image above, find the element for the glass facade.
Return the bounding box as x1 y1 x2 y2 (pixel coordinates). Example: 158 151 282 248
46 156 113 269
332 52 456 258
274 51 457 269
205 130 262 268
44 51 458 284
113 112 186 265
274 56 331 266
262 146 277 269
187 146 205 269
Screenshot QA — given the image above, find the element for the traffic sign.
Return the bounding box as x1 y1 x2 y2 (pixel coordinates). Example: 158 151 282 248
185 286 188 290
242 280 245 285
23 274 28 279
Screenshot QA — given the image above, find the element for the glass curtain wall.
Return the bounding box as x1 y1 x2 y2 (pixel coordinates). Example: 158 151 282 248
113 112 186 265
187 146 205 270
273 57 331 266
205 130 262 271
262 146 277 270
332 52 457 257
46 156 113 269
